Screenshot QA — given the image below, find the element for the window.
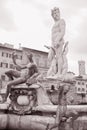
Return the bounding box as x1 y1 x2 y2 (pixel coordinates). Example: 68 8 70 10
1 75 5 81
6 53 8 57
2 52 9 57
2 52 4 56
78 82 80 85
9 54 12 58
82 82 84 85
1 52 13 58
78 88 80 91
0 62 2 67
2 52 6 57
6 63 8 68
1 62 8 68
82 88 85 91
0 63 2 67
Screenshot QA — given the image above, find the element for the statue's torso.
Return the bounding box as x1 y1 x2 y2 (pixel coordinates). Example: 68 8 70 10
52 19 64 48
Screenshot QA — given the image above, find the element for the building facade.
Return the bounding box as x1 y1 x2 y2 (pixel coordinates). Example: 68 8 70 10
66 75 87 105
0 43 49 88
74 76 87 103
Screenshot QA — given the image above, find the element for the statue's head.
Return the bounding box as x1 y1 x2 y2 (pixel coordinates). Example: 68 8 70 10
51 7 60 21
59 83 70 96
63 84 70 94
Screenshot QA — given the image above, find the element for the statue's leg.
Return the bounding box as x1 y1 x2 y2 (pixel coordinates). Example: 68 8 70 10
55 45 63 76
47 48 56 77
48 48 55 63
47 57 57 77
5 77 26 100
5 70 21 80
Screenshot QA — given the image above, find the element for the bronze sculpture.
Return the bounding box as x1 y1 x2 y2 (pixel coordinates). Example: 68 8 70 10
3 51 39 102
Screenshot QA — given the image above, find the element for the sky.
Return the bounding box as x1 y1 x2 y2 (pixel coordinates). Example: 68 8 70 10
0 0 87 75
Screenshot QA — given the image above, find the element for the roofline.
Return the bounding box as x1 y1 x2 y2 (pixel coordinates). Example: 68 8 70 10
0 45 48 54
74 76 87 81
22 47 48 54
0 45 22 52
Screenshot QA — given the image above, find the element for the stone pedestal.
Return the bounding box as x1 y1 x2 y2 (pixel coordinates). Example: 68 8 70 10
9 84 37 114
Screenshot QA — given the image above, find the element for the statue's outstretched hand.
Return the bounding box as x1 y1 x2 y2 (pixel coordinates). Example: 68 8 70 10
12 52 18 65
12 52 17 59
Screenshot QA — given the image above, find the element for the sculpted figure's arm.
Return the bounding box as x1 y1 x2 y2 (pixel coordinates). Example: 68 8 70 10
30 73 39 80
12 52 17 65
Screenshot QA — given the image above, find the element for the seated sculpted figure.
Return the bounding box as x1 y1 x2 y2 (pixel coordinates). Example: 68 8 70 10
3 52 39 102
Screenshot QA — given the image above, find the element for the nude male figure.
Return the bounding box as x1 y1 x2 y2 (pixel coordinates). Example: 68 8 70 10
47 7 66 77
